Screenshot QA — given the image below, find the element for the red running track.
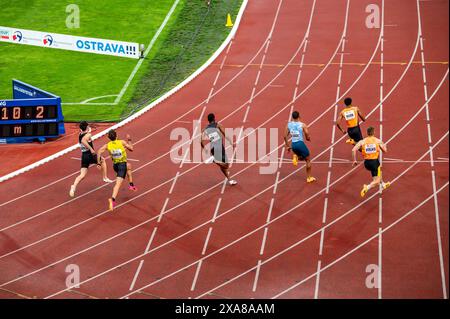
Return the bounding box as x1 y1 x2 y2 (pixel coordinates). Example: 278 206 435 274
0 0 448 299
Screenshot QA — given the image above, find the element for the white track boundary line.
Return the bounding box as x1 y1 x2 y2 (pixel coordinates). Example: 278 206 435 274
416 0 447 299
0 0 249 184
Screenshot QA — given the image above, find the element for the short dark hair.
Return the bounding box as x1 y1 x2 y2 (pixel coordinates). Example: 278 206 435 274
344 97 352 106
108 129 117 141
79 121 88 131
292 111 300 119
367 126 375 136
207 113 215 123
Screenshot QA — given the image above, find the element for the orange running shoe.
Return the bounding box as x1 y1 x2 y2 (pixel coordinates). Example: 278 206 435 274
293 154 299 166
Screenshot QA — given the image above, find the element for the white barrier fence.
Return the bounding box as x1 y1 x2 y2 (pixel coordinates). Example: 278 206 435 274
0 26 141 59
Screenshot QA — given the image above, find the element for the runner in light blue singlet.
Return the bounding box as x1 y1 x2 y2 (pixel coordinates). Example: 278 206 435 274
284 111 316 183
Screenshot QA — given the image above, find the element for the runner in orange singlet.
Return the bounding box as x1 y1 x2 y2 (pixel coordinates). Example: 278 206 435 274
336 97 366 146
352 126 391 197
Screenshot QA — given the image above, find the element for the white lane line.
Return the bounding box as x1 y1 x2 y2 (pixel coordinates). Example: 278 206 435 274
272 181 450 299
190 260 203 291
252 260 262 292
190 0 287 294
273 172 280 195
129 260 144 291
115 0 181 104
259 228 269 256
315 0 352 299
378 0 385 299
416 0 447 299
313 260 322 299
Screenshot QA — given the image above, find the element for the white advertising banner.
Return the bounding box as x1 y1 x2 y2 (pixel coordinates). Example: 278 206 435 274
0 26 140 59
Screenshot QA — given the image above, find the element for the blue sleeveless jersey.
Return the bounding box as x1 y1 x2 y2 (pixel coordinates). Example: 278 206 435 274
288 121 304 143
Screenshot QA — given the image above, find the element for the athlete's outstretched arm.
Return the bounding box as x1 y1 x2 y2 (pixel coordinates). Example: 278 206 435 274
303 124 311 141
97 144 108 164
336 112 345 134
122 134 134 152
352 140 363 165
357 107 366 122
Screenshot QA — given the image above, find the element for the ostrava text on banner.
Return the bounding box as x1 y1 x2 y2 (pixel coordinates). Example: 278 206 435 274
0 26 140 59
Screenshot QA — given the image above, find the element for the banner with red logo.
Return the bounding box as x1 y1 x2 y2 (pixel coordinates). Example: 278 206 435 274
0 26 140 59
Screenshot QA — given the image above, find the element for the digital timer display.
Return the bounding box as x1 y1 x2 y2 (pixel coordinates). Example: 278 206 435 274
0 105 57 121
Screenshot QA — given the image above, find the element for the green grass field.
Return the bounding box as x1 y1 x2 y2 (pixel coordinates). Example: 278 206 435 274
0 0 242 122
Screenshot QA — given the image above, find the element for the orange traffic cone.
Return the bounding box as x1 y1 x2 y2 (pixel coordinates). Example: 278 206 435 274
226 13 234 27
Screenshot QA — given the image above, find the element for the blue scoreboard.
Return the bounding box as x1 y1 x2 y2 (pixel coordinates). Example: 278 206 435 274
0 80 65 143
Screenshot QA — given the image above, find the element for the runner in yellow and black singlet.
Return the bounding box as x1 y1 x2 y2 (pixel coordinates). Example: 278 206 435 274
97 129 137 211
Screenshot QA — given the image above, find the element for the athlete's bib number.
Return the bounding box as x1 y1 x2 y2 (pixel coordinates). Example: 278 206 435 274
111 149 123 159
344 110 356 120
208 132 221 143
364 144 377 154
80 143 88 152
290 129 300 138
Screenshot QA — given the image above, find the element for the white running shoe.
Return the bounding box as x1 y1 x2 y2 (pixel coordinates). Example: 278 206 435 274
103 177 114 183
228 179 238 186
69 185 76 197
